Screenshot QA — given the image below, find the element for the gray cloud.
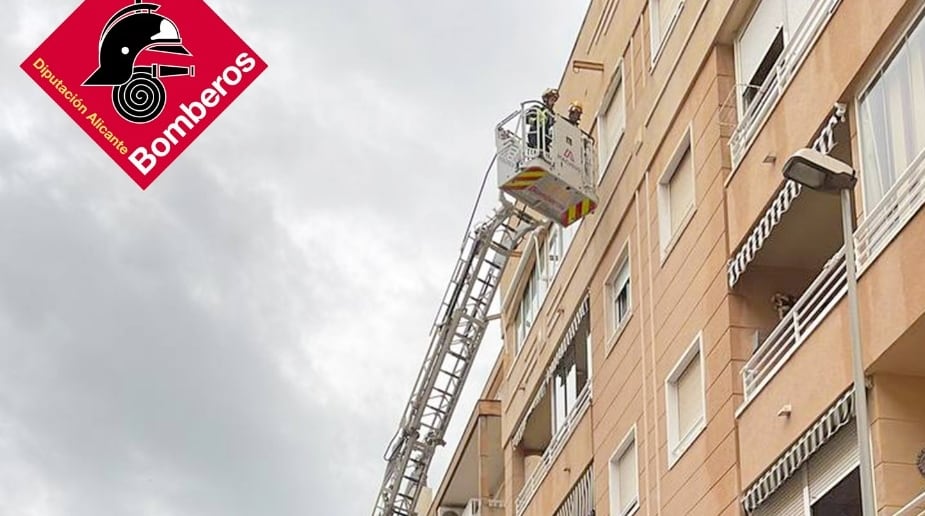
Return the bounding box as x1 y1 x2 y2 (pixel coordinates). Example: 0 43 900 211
0 0 587 514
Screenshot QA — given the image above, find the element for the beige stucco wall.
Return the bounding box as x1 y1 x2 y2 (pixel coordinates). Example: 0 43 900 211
725 0 919 249
870 374 925 514
486 0 925 514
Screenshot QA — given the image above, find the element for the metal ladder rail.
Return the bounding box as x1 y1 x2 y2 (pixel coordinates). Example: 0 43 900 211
373 200 537 516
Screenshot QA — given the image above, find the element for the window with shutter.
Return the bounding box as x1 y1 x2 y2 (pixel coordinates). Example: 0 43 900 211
668 147 694 233
807 424 860 503
609 427 639 516
649 0 683 59
598 65 626 176
666 332 705 466
608 248 632 335
734 0 817 113
658 130 695 255
752 471 807 516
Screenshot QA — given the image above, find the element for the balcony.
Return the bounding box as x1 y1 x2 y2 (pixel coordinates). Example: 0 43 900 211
741 248 846 402
739 148 925 405
726 0 842 168
514 385 590 516
429 400 505 516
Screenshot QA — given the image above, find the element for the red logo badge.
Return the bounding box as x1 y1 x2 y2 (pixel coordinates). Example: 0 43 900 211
21 0 267 189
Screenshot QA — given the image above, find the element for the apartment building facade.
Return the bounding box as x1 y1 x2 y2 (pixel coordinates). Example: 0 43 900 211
426 0 925 515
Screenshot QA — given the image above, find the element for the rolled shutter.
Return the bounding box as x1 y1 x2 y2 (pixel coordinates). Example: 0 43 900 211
752 472 805 516
737 0 785 85
807 423 860 502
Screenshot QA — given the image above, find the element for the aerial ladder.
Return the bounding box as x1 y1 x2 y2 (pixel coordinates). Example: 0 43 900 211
372 101 598 516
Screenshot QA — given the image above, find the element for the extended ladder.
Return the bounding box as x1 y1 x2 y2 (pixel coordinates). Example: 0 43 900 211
372 196 538 516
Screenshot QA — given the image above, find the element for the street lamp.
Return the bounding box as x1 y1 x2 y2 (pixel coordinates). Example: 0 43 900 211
783 148 876 516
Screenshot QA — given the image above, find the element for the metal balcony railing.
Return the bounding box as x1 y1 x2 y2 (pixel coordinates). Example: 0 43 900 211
514 385 591 516
729 0 842 168
855 150 925 273
742 250 848 402
741 148 925 404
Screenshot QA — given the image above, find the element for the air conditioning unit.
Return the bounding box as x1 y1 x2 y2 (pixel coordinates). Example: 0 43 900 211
461 499 481 516
438 507 464 516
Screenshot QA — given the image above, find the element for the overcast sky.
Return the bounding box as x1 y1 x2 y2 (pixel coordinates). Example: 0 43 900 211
0 1 587 514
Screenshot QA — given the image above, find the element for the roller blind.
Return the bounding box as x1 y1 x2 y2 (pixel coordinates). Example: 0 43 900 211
752 472 805 516
668 146 694 233
676 352 703 439
808 423 859 502
784 0 814 37
656 0 682 38
601 73 625 162
738 0 784 87
617 441 638 513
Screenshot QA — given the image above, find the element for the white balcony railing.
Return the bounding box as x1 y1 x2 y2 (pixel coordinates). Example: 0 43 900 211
729 0 842 167
855 150 925 273
894 489 925 516
742 250 848 402
515 386 591 516
742 149 925 404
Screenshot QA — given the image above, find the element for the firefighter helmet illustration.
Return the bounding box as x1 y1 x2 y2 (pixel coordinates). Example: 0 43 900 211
83 0 195 123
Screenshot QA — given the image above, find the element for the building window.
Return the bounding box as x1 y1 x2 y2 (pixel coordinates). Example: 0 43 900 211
665 332 705 466
657 131 695 255
735 0 814 114
551 311 591 432
649 0 683 62
515 264 541 353
858 9 925 212
752 424 861 516
598 63 626 176
609 427 639 516
607 247 632 336
514 224 582 354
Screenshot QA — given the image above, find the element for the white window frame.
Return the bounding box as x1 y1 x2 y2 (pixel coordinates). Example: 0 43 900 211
514 261 541 354
510 222 582 358
609 425 640 516
550 320 592 433
751 425 860 515
606 242 632 349
855 3 925 215
597 61 627 181
733 1 785 119
657 127 696 259
649 0 685 66
665 331 706 468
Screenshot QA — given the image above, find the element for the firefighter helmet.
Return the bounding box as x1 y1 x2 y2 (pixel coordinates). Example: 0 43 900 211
84 3 191 87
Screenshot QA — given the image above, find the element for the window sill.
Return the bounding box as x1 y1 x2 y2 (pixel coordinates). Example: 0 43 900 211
605 310 634 359
659 205 696 266
667 416 706 469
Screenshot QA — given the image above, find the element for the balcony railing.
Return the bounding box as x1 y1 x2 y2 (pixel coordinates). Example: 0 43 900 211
855 150 925 273
741 148 925 405
729 0 842 168
514 386 591 516
742 250 848 402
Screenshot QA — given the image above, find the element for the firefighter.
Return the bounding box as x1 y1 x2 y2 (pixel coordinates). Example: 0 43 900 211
526 88 558 154
567 101 583 126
